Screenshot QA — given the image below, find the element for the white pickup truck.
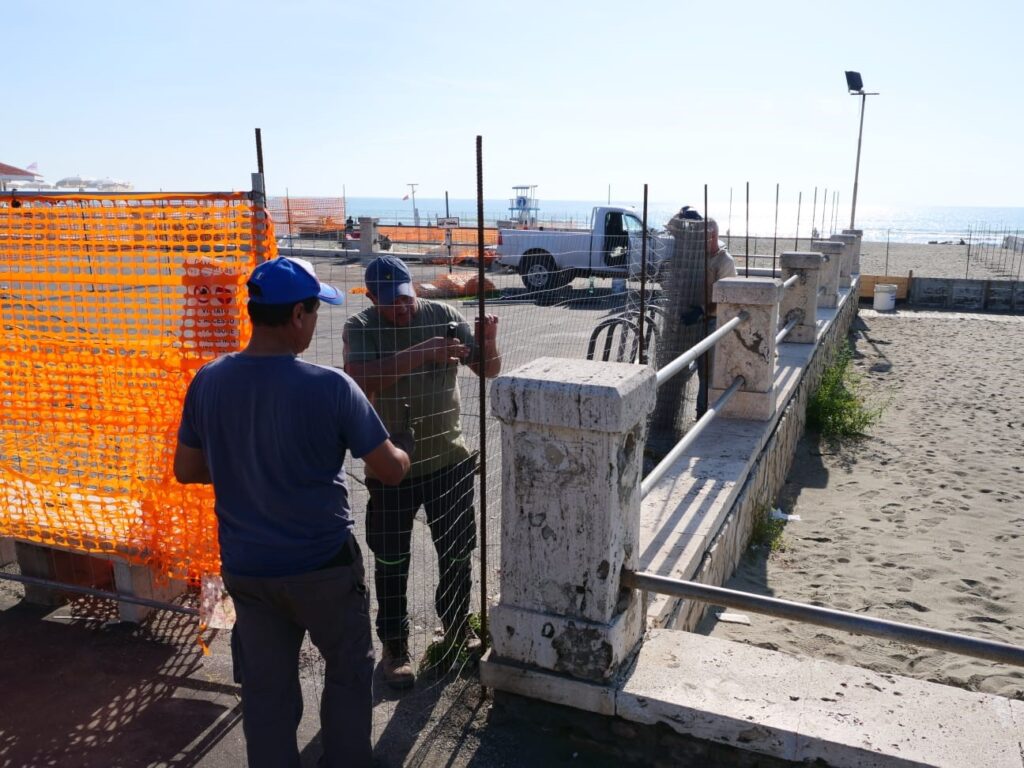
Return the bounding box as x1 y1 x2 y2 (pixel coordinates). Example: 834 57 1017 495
495 206 671 291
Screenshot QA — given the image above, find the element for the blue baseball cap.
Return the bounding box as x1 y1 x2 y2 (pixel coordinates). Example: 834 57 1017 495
247 256 343 305
365 255 416 305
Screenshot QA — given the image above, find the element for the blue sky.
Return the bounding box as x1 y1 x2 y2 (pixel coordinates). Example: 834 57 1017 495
5 0 1022 209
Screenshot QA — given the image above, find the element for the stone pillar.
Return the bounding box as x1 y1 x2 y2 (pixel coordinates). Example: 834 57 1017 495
357 216 378 259
842 228 863 274
780 251 823 344
710 277 783 421
483 358 656 697
811 240 844 308
830 233 857 283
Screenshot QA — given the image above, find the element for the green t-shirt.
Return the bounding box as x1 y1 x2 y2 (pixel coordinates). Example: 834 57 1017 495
344 299 475 478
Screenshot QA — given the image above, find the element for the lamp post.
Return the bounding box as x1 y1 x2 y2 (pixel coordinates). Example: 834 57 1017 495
845 71 879 230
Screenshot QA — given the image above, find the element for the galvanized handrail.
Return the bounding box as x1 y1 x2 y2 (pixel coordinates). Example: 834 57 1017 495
655 312 748 387
775 317 798 345
621 570 1024 668
0 571 199 616
782 273 799 288
641 375 744 498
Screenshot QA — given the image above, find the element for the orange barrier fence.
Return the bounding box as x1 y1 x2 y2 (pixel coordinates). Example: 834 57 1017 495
267 196 346 238
378 225 498 247
0 192 270 581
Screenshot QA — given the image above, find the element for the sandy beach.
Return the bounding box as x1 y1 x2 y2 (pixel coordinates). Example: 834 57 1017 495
700 308 1024 700
730 236 1022 281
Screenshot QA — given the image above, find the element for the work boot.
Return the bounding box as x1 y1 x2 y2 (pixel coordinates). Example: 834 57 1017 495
381 639 415 690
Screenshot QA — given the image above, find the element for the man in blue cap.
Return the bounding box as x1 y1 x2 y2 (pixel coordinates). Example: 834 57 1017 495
343 255 501 689
174 256 412 768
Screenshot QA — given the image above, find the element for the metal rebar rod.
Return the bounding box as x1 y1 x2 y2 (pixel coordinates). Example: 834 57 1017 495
655 313 747 386
620 570 1024 668
641 375 744 498
772 183 780 273
0 571 198 616
639 183 648 365
782 274 799 288
475 135 489 656
775 317 798 346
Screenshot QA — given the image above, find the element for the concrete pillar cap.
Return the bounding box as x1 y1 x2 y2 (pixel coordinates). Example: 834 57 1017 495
491 357 656 432
781 251 824 269
811 240 845 253
712 276 784 305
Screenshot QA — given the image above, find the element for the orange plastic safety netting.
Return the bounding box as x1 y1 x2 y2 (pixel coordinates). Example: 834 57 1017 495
0 192 272 581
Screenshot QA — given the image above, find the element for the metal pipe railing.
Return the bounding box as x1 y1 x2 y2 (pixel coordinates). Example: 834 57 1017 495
783 274 799 288
655 312 748 387
620 570 1024 668
775 317 798 346
0 571 199 616
641 375 744 498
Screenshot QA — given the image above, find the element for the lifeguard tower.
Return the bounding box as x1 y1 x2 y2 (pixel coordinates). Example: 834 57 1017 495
508 185 539 228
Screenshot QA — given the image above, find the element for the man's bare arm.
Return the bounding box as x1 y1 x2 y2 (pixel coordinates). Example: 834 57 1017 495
362 440 411 486
173 443 211 484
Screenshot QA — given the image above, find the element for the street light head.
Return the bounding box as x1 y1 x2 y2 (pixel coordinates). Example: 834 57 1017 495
845 70 864 93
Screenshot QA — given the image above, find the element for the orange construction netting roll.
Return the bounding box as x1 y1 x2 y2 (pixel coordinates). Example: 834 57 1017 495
0 192 272 581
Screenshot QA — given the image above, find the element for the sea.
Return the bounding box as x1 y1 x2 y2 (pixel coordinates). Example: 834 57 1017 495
340 197 1024 245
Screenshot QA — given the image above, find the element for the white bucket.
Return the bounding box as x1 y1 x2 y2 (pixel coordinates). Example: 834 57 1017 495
611 277 627 293
873 283 897 311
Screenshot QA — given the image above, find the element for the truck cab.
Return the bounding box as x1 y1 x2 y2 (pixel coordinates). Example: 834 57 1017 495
496 206 667 292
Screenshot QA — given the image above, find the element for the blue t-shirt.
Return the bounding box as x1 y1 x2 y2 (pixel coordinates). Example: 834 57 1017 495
177 353 388 577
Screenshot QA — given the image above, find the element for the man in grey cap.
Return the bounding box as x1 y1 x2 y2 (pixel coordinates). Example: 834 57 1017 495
175 256 412 767
343 255 501 689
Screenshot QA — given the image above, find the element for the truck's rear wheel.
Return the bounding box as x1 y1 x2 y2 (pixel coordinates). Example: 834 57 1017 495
520 253 568 292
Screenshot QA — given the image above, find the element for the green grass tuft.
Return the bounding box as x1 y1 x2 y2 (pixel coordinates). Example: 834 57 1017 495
750 502 787 552
807 342 883 437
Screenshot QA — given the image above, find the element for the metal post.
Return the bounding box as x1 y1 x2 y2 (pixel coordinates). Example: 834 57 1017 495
744 181 750 278
794 191 802 250
772 183 779 276
474 136 489 662
810 186 818 240
699 184 710 418
254 127 264 175
639 183 648 365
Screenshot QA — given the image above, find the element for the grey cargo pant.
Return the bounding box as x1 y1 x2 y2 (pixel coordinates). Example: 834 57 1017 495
223 537 374 768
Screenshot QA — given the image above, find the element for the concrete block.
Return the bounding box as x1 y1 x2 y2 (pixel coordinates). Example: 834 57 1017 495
618 630 1024 768
950 280 986 310
489 594 645 682
490 357 654 680
910 277 952 308
112 562 186 623
841 228 863 274
985 280 1016 311
480 651 616 716
491 357 656 433
710 278 781 421
497 420 645 622
811 240 844 307
829 233 857 280
14 542 114 606
779 251 823 344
